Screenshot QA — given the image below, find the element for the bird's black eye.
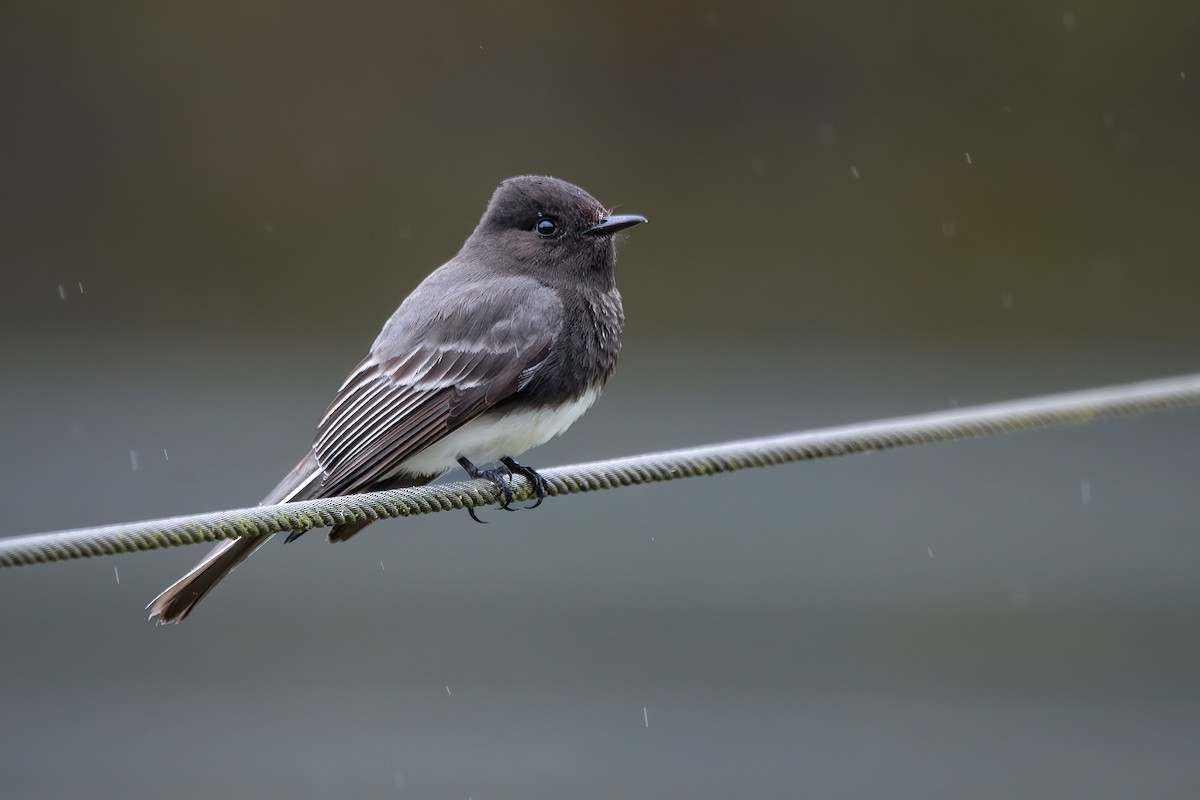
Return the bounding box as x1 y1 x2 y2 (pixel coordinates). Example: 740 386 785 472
535 217 559 237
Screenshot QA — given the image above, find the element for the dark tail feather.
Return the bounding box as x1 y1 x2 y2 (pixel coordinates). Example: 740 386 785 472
147 451 322 624
146 535 271 623
148 449 438 621
327 520 372 542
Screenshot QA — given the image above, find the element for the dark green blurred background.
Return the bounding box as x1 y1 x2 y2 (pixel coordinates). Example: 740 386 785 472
2 3 1198 798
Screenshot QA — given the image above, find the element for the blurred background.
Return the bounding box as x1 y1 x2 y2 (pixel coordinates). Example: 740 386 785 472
2 2 1198 797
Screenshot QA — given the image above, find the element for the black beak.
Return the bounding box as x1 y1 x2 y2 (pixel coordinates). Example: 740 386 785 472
585 214 647 236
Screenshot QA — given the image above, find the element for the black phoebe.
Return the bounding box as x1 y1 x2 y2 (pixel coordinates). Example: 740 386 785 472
148 176 645 623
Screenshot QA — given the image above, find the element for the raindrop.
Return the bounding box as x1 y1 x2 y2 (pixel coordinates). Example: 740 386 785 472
643 707 650 728
130 449 140 471
78 282 85 294
445 685 452 696
1062 11 1075 31
1080 479 1091 505
114 566 120 584
849 165 861 179
58 285 66 300
964 152 972 165
927 547 934 559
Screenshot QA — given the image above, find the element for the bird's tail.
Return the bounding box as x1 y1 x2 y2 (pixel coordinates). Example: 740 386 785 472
147 451 436 622
146 535 272 624
147 451 324 624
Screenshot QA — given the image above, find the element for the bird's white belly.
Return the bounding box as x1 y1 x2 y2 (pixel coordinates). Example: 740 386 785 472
399 388 601 476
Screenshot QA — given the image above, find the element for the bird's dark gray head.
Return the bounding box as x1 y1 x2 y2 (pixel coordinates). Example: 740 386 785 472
465 175 646 287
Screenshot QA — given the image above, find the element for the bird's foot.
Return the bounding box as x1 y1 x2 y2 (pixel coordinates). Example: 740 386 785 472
501 457 549 510
458 456 514 523
457 456 549 522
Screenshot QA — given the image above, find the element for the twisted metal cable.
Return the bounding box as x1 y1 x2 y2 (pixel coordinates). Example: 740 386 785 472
2 372 1198 568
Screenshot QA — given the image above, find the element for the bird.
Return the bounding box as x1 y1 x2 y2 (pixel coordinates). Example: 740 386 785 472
147 175 645 623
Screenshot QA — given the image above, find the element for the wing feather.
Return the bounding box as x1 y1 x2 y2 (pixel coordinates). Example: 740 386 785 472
294 277 562 500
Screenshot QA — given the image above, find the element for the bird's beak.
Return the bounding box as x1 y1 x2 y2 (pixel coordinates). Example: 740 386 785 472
585 214 647 236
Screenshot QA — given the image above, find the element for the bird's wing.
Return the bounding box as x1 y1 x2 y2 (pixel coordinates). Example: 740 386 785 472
298 278 562 499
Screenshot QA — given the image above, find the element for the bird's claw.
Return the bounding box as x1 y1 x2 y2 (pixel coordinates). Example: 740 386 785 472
458 456 513 523
501 457 549 510
458 456 549 522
